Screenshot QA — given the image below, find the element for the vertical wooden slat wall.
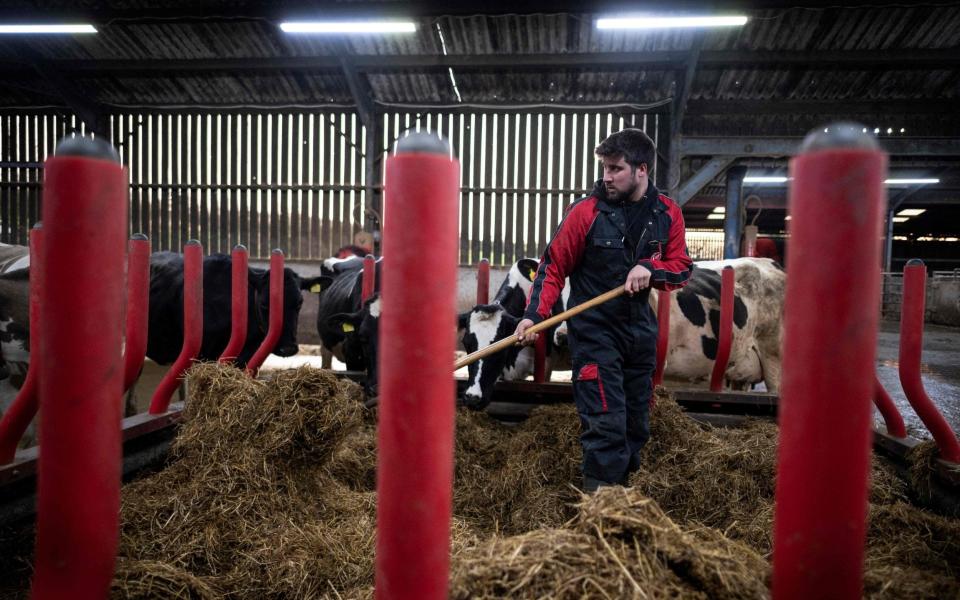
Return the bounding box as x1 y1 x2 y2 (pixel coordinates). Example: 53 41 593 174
0 108 661 263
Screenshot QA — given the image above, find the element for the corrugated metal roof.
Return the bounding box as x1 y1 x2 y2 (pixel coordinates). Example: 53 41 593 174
0 4 957 136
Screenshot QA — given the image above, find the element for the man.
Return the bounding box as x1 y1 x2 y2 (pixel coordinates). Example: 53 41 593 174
515 129 692 492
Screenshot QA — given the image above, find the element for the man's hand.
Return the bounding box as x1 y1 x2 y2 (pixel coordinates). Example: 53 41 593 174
515 318 538 346
624 264 653 296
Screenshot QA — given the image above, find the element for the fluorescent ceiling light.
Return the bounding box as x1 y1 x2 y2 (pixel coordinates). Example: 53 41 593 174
280 21 415 34
597 15 748 29
744 176 789 183
885 178 939 185
707 214 725 220
712 207 725 213
892 217 910 223
897 209 926 217
0 24 97 34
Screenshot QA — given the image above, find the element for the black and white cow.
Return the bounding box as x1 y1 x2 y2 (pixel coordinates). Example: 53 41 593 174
0 245 34 444
457 259 571 410
315 258 382 375
147 252 326 367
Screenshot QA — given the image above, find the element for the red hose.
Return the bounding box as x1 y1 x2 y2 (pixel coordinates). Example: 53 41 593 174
31 139 127 600
898 260 960 462
362 253 376 303
772 126 886 600
149 241 204 414
245 250 285 376
709 266 735 391
122 234 150 392
0 224 43 464
218 245 249 364
476 258 490 304
652 289 671 387
376 134 458 600
872 376 907 438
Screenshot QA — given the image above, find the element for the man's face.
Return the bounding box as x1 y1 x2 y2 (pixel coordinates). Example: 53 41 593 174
601 155 647 202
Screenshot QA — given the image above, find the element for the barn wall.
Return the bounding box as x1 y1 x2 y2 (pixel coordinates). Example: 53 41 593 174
0 108 661 265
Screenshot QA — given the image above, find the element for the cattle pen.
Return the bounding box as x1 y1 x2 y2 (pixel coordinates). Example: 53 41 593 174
2 5 960 600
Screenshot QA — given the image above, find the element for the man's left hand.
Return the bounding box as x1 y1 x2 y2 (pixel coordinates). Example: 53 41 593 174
624 264 653 295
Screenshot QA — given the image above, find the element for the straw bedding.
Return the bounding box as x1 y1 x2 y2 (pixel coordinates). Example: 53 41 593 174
7 364 955 599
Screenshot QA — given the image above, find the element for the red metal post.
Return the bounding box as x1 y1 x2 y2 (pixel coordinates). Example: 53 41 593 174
476 258 490 304
533 332 546 383
245 249 285 376
376 133 458 600
0 224 43 463
772 124 886 600
362 253 376 303
31 137 127 600
218 244 249 364
149 241 204 415
652 289 671 387
873 376 907 438
898 260 960 462
122 234 150 392
708 266 735 392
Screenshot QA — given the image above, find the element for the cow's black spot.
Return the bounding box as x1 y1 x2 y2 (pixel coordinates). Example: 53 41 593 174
677 289 707 327
701 334 718 360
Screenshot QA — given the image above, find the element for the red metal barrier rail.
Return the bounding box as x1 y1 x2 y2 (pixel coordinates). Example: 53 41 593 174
709 266 735 392
653 289 671 387
773 124 886 600
899 260 960 462
245 249 285 376
476 258 490 304
533 333 546 383
32 136 128 600
362 254 376 303
149 241 204 415
873 376 907 438
122 234 150 393
219 245 249 364
0 224 43 464
376 133 458 600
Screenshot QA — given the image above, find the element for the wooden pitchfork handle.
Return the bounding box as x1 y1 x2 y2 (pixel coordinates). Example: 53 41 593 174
454 285 626 370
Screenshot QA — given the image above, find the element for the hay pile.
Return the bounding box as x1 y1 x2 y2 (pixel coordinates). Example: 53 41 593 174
103 367 960 599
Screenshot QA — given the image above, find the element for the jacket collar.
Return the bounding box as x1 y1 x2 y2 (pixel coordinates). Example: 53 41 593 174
591 178 665 214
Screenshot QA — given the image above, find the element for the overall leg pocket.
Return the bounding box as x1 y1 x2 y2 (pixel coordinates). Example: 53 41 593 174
575 363 607 413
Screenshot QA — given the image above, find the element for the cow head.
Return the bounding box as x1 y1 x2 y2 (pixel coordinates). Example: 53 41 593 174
458 304 533 410
492 258 538 317
248 268 329 358
327 294 381 397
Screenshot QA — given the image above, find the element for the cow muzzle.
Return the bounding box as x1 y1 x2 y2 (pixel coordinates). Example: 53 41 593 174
274 343 299 357
461 392 489 411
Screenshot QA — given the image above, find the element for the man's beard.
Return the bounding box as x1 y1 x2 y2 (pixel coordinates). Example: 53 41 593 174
605 180 639 202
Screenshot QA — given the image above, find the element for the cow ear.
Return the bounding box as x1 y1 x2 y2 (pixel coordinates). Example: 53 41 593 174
518 258 539 281
301 275 333 294
328 311 363 334
457 311 470 331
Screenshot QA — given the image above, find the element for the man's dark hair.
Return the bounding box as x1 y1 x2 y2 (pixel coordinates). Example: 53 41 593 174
595 128 656 172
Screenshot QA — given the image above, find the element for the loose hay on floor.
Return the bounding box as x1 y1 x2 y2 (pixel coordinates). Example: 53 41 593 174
107 368 960 599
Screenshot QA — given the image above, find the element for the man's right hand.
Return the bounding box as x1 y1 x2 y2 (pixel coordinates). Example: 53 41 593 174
515 318 538 346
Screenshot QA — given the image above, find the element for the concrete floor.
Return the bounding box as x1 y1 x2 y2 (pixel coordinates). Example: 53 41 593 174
876 320 960 438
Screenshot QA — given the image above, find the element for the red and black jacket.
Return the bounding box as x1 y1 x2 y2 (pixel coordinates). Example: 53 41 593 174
523 179 692 326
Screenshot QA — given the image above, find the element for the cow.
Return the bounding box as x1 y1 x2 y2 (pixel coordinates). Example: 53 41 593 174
457 258 571 410
146 252 327 367
0 245 34 445
315 258 382 374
